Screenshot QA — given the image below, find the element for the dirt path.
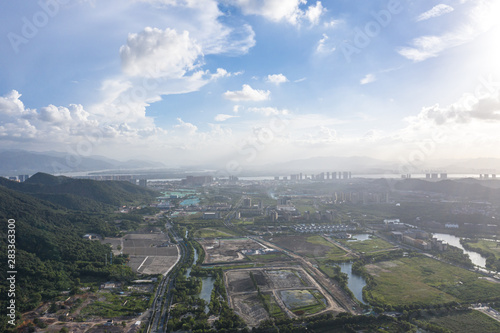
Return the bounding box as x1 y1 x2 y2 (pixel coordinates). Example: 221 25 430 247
255 238 361 315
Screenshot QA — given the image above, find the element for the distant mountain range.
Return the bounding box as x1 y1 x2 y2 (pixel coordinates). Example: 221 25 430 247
2 149 500 177
0 150 165 176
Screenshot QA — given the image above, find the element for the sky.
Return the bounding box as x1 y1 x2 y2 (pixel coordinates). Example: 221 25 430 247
1 0 500 174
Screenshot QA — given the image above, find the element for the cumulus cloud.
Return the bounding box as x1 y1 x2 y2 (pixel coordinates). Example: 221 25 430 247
398 1 500 62
215 114 238 121
360 74 376 85
174 118 198 135
316 33 335 53
416 4 454 22
120 27 202 78
267 73 288 85
305 1 325 25
230 0 325 26
223 84 271 101
0 90 29 116
407 83 500 127
247 107 290 116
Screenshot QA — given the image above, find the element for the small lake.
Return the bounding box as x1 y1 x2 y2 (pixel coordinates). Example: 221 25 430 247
347 234 371 242
180 197 200 206
433 233 487 268
199 277 215 312
337 262 366 304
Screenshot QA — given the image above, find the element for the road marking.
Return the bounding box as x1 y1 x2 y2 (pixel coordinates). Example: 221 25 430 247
137 256 149 272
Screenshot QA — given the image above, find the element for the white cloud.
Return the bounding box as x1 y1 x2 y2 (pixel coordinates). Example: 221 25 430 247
247 107 290 116
267 73 289 85
316 33 335 53
120 27 202 78
223 84 271 101
174 118 198 135
408 88 500 126
360 74 376 85
398 1 500 62
230 0 325 26
323 19 341 29
305 1 325 26
215 113 238 121
416 4 454 22
0 90 29 116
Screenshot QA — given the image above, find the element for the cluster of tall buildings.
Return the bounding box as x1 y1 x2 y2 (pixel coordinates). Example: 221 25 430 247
280 171 352 181
5 175 30 182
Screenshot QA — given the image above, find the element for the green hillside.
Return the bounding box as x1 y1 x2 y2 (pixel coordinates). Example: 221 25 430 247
0 175 158 330
0 172 158 211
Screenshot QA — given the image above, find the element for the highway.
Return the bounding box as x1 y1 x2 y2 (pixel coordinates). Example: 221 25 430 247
147 223 188 333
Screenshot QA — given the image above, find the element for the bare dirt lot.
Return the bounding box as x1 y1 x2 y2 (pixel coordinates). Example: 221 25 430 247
199 237 266 263
225 267 345 326
231 293 269 327
102 233 179 275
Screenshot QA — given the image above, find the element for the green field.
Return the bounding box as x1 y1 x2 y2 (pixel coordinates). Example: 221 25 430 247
365 256 500 307
192 227 236 238
81 292 149 317
261 292 286 319
340 236 395 253
465 240 500 259
306 235 352 261
423 310 500 333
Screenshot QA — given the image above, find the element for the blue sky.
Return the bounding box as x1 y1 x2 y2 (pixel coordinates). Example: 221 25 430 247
1 0 500 172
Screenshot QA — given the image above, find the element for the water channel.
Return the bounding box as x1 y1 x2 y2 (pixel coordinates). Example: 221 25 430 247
184 246 214 312
331 262 367 304
432 233 487 268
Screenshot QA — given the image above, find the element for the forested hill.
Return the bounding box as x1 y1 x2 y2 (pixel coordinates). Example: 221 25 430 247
0 175 157 330
0 172 158 211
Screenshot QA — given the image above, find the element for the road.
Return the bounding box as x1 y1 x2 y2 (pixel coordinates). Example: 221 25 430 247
147 224 188 333
472 306 500 323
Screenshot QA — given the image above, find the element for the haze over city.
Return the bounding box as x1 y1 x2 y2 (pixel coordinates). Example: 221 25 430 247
1 0 500 171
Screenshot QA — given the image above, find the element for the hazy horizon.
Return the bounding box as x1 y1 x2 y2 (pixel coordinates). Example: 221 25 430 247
2 1 500 173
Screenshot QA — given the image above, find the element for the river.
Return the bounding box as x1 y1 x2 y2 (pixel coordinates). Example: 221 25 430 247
337 262 367 304
184 246 214 312
433 233 487 268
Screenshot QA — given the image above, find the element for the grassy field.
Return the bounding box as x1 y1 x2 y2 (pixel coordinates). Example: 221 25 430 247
423 310 500 333
365 256 500 307
465 240 500 259
306 235 352 261
340 236 395 253
261 292 286 319
247 252 290 262
192 227 236 238
81 292 149 318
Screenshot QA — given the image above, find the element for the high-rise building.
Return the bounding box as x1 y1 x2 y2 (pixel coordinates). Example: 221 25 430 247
18 175 30 182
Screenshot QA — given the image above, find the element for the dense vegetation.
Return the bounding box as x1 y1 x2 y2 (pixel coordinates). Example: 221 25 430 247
0 172 158 211
0 175 157 331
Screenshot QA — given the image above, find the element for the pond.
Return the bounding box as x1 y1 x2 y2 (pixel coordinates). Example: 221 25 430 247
432 233 487 268
337 262 367 304
347 234 371 242
199 277 215 313
180 197 200 206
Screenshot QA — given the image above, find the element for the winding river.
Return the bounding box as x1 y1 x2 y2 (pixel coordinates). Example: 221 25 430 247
432 233 487 268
